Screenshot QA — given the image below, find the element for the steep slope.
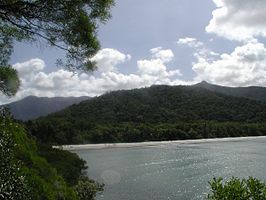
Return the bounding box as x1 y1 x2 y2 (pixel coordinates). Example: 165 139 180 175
50 85 266 123
194 81 266 102
28 85 266 144
3 96 90 121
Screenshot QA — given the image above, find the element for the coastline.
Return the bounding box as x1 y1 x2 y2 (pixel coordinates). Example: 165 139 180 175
56 135 266 150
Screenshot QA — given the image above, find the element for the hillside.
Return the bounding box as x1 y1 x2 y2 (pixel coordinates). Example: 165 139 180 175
28 85 266 144
3 96 90 121
194 81 266 102
47 85 266 123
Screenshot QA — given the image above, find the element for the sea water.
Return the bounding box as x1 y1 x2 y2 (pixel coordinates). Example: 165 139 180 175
73 137 266 200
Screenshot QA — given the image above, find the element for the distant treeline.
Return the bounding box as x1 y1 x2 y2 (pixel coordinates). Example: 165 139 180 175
27 120 266 144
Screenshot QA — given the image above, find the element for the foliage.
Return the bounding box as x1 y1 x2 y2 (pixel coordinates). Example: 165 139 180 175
0 2 115 197
27 86 266 145
0 0 114 71
74 177 104 200
0 118 31 200
0 0 114 96
207 177 266 200
39 145 88 186
0 66 20 96
1 117 103 199
195 81 266 102
0 117 78 199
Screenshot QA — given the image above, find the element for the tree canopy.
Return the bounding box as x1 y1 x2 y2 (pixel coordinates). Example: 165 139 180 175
0 0 114 96
0 115 103 199
27 85 266 144
0 2 114 198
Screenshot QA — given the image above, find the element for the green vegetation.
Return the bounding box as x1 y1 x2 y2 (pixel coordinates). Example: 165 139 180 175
27 85 266 145
207 177 266 199
1 1 115 198
0 115 103 199
74 178 104 200
195 81 266 102
0 66 20 96
38 145 87 186
0 117 30 200
0 0 114 71
0 0 114 97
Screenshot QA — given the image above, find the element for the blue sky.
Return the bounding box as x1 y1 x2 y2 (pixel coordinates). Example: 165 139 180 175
3 0 266 104
11 0 217 77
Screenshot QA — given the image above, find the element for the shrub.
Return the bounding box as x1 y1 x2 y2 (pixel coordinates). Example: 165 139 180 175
207 177 266 200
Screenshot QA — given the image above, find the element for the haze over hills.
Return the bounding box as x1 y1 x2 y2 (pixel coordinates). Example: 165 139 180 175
28 84 266 144
3 96 90 121
35 85 266 123
6 82 266 122
194 81 266 102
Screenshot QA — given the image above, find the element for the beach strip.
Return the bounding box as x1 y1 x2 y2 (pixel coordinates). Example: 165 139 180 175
54 135 266 150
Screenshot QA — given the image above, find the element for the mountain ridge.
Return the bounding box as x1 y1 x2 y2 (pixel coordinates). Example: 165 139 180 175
28 84 266 144
5 82 266 121
3 96 91 121
193 81 266 102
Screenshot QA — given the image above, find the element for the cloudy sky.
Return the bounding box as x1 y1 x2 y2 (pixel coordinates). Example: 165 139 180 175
2 0 266 104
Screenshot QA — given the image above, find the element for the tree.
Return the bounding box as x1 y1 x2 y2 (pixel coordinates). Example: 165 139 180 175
0 67 20 96
0 0 114 95
0 118 31 200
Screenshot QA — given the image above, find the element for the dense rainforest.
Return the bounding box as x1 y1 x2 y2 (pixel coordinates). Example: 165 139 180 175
0 115 103 199
194 81 266 102
27 85 266 145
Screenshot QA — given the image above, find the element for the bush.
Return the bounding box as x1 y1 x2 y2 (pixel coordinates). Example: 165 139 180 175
207 177 266 199
74 177 104 200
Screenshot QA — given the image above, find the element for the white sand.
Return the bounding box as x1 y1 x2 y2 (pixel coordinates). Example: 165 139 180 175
54 136 266 150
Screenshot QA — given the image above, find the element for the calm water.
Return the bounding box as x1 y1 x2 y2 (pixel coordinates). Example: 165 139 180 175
73 137 266 200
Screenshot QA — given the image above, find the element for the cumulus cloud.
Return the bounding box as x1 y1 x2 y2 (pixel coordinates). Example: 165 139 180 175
90 48 131 72
0 48 183 104
177 37 266 87
137 47 181 77
150 47 174 63
13 58 45 78
193 42 266 86
207 0 266 41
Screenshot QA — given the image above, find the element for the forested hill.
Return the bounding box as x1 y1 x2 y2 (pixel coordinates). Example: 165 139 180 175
194 81 266 102
3 96 90 121
28 85 266 144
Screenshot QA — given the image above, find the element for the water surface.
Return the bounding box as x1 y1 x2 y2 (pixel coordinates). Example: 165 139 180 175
73 137 266 200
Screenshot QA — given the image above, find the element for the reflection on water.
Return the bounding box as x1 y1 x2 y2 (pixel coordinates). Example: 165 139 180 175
73 137 266 200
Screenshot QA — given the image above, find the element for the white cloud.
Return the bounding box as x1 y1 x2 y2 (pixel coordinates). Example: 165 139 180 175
207 0 266 41
177 37 218 61
7 40 266 105
193 42 266 86
150 47 174 63
138 47 181 77
90 48 131 72
177 37 266 87
0 48 183 105
13 58 45 78
177 37 203 48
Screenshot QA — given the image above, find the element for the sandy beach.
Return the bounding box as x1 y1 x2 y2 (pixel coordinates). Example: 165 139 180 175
56 135 266 150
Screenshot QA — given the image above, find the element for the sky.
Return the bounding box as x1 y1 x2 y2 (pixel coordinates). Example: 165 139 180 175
2 0 266 104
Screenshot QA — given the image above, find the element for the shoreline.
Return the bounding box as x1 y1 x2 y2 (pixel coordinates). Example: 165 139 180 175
57 135 266 150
